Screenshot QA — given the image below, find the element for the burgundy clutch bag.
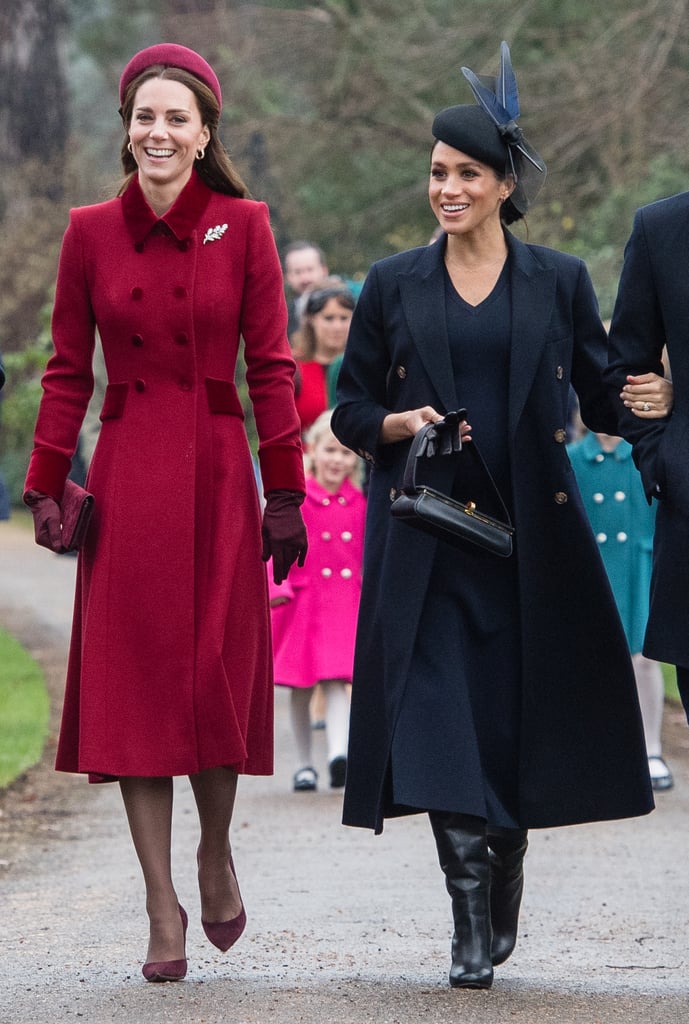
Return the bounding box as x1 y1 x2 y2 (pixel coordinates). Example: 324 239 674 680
61 479 95 551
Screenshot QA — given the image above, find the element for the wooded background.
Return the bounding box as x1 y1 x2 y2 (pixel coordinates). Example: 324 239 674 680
1 0 688 496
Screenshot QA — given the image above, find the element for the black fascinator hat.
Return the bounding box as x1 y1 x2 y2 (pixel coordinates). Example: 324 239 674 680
432 41 546 218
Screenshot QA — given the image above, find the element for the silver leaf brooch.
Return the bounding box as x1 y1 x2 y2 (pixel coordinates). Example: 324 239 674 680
203 223 228 245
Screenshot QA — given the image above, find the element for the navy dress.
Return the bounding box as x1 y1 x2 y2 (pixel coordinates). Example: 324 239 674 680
390 264 522 828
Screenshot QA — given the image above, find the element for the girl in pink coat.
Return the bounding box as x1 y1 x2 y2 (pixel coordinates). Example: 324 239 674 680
270 411 366 791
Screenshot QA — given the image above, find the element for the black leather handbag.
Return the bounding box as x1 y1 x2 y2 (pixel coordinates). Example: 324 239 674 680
390 418 514 557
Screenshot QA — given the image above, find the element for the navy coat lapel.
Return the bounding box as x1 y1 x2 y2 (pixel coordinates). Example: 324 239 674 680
397 242 460 414
397 234 558 430
506 234 557 436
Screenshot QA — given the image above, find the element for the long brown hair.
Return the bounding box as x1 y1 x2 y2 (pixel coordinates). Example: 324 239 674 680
117 65 250 199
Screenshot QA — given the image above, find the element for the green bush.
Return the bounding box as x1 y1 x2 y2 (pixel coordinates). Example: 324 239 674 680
0 628 49 789
0 325 52 507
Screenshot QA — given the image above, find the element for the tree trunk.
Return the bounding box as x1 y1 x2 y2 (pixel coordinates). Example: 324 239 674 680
0 0 69 201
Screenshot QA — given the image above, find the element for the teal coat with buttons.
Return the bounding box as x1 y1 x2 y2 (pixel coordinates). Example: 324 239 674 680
333 231 653 833
568 433 655 654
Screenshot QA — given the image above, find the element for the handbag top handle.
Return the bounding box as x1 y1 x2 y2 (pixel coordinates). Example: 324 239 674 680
401 418 513 529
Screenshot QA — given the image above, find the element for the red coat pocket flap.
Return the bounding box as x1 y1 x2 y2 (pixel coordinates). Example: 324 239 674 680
205 377 244 417
99 382 129 421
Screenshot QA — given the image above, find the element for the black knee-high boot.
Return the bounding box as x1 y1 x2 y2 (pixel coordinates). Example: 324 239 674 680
429 811 493 989
486 826 528 966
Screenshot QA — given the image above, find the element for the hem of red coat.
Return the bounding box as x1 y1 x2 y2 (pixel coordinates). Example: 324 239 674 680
54 763 275 783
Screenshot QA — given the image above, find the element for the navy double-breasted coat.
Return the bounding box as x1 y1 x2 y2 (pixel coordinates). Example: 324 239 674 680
332 232 653 833
607 191 689 670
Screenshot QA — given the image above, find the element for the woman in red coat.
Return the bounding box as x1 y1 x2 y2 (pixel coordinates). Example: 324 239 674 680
23 44 307 982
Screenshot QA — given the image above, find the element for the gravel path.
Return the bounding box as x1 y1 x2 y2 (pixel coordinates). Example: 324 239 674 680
1 516 688 1023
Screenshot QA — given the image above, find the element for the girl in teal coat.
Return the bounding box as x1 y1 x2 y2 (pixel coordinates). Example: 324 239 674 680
568 431 673 790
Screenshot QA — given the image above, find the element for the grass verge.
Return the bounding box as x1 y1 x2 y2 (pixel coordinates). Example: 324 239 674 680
662 662 681 703
0 626 49 788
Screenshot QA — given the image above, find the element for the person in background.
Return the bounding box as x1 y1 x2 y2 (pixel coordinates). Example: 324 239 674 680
332 41 665 990
568 430 674 791
292 282 355 433
22 43 306 984
269 410 365 793
282 240 330 342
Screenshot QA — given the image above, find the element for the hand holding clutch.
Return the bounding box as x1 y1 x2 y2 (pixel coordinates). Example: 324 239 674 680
24 479 95 553
24 491 63 552
261 490 308 584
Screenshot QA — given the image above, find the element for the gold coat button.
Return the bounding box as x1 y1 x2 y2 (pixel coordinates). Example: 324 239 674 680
556 366 564 380
554 491 568 504
553 428 566 443
396 365 407 379
389 488 397 501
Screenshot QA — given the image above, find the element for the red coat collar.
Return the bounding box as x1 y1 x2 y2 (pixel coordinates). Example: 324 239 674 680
121 169 214 247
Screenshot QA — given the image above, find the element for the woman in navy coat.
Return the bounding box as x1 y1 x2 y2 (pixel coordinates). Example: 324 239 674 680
332 43 657 990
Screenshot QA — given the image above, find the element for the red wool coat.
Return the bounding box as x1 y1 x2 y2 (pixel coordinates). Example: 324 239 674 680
25 171 304 779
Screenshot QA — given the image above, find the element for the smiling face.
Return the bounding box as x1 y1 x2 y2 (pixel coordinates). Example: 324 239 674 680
429 141 513 239
310 430 359 493
310 296 353 362
128 76 210 209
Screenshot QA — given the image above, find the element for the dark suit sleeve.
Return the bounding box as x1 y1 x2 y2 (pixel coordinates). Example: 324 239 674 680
569 259 619 435
606 207 669 500
332 263 392 464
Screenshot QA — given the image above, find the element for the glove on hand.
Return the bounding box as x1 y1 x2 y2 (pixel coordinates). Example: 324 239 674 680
421 409 467 457
261 489 308 585
24 490 64 552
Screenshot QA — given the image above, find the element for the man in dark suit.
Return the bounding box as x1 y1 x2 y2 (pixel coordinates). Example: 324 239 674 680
607 191 689 721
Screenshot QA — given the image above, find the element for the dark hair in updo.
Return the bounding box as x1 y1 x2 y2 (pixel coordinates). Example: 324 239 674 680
431 104 523 225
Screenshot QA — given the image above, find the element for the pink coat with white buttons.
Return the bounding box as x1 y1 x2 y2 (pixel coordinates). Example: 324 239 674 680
269 475 366 688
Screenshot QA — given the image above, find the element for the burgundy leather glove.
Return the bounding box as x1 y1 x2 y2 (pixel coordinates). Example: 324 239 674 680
261 489 308 585
24 490 64 552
